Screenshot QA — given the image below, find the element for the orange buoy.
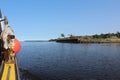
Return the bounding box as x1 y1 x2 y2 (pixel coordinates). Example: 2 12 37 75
14 38 21 54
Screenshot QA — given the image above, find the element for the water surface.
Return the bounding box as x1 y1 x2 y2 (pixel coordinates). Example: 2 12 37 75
17 42 120 80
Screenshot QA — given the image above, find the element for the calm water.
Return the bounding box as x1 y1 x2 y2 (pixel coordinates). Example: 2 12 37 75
17 42 120 80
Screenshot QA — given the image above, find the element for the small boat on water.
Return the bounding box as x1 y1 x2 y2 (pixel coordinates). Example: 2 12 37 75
0 10 21 80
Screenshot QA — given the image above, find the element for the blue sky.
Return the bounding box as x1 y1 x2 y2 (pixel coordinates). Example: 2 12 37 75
0 0 120 40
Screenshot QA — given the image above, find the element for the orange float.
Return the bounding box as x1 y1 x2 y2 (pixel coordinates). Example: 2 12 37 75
14 38 21 54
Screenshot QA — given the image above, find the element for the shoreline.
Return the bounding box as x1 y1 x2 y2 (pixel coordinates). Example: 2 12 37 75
52 38 120 43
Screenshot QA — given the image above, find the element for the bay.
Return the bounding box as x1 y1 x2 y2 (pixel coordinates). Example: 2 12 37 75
17 42 120 80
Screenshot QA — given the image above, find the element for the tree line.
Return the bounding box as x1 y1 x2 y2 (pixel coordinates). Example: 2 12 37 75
50 32 120 42
92 32 120 39
60 32 120 39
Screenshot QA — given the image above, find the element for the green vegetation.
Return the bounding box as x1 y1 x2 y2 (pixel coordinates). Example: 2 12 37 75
50 32 120 43
92 32 120 39
61 33 65 38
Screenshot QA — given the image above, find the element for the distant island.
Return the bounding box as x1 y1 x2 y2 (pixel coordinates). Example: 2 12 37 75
50 32 120 43
25 40 49 42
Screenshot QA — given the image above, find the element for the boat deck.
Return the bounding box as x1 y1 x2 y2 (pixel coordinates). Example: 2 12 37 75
2 63 16 80
0 58 20 80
